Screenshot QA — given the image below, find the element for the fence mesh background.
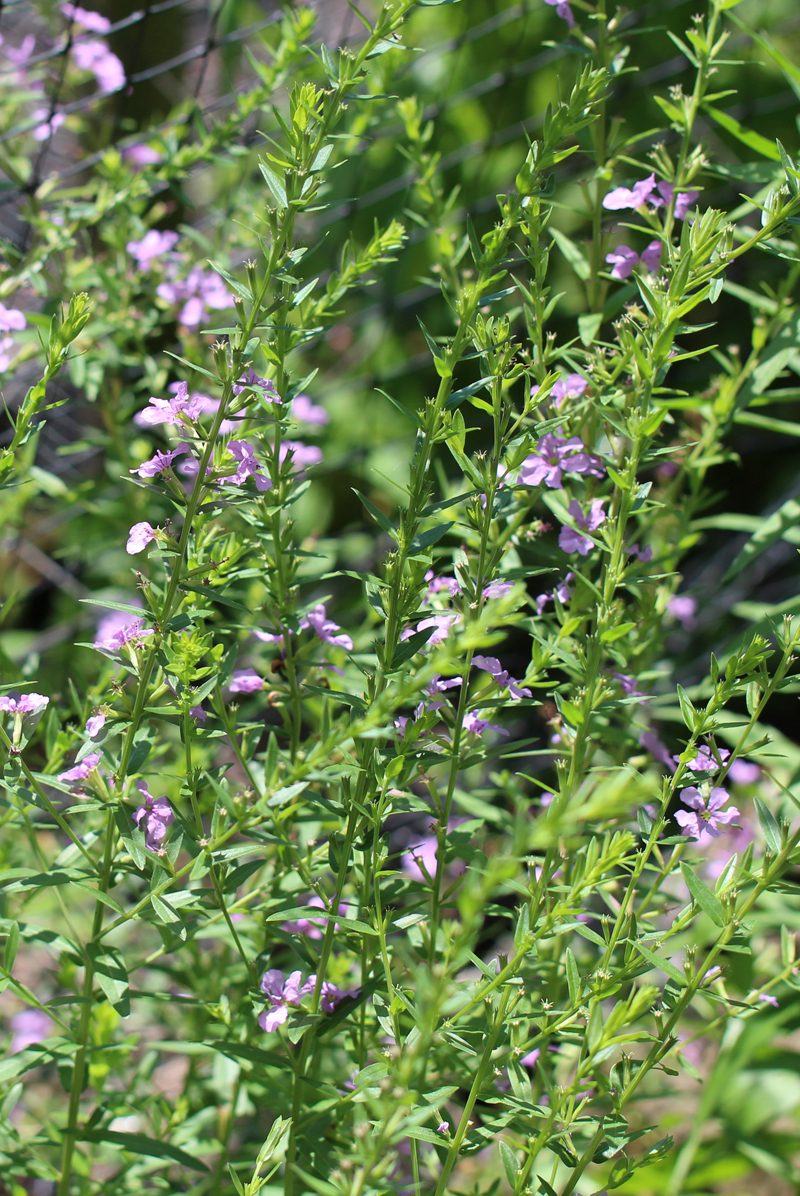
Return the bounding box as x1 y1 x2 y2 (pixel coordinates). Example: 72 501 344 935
2 0 800 663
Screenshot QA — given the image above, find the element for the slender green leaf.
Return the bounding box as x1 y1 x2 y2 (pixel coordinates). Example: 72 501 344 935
75 1129 209 1172
680 862 725 927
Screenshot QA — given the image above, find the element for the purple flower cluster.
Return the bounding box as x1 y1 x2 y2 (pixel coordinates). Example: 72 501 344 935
603 173 699 219
559 500 606 556
0 693 49 716
126 230 179 268
133 780 174 852
519 432 604 490
157 266 234 328
61 5 125 94
226 440 272 491
134 382 215 428
258 969 358 1031
606 241 662 280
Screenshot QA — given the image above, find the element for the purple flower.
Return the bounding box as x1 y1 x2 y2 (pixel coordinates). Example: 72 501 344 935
225 440 273 491
157 266 234 327
603 173 657 211
229 669 264 694
627 543 652 562
402 836 438 881
605 245 640 280
300 604 353 650
414 673 463 718
667 594 697 628
650 180 699 220
278 440 323 473
519 432 604 489
32 109 66 141
415 613 461 645
190 705 207 723
551 373 588 405
126 230 179 268
283 895 351 940
0 694 49 716
678 745 730 773
57 751 102 785
535 572 574 615
4 34 36 68
252 628 285 646
85 712 106 738
472 655 531 699
605 241 662 279
320 981 360 1013
134 382 212 428
425 570 462 600
61 3 111 32
292 393 329 426
483 580 513 599
133 780 174 851
9 1009 53 1054
640 240 663 272
639 730 676 772
131 442 192 479
0 304 26 333
436 1121 450 1134
126 521 158 555
558 499 606 556
72 39 125 93
543 0 575 27
728 758 761 785
233 370 281 401
258 969 315 1032
463 710 509 737
0 336 17 373
93 605 153 653
674 786 740 843
612 672 648 699
520 1048 541 1068
123 144 163 168
759 992 779 1008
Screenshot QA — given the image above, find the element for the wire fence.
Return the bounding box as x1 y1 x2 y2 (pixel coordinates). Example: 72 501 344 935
1 0 799 470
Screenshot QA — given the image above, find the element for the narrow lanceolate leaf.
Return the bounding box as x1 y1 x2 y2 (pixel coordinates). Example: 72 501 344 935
722 497 800 582
74 1129 209 1172
702 105 781 161
636 943 686 986
680 863 725 927
754 797 781 853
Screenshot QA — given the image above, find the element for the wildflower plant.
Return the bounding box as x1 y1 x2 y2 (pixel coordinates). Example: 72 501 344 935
3 1 800 1194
